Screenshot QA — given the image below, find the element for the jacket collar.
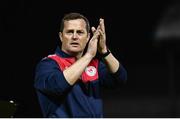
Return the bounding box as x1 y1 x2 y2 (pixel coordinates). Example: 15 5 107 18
55 46 74 58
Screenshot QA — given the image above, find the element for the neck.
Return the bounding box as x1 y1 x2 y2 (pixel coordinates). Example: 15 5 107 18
62 49 83 60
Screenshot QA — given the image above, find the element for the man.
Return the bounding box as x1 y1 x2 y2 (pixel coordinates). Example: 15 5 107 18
34 12 127 117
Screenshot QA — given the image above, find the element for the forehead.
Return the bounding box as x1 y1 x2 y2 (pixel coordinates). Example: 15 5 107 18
64 19 86 30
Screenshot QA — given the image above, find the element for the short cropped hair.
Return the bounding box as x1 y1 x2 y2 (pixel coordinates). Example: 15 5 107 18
60 12 90 33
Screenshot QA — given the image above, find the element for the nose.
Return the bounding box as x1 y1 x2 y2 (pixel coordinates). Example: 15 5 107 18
72 33 78 39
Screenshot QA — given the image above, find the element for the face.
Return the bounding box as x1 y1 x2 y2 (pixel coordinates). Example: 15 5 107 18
59 19 90 55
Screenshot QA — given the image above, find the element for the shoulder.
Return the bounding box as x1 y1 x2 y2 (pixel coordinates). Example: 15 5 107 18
36 54 59 69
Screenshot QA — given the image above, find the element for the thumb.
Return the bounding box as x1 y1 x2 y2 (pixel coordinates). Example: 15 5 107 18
91 27 96 34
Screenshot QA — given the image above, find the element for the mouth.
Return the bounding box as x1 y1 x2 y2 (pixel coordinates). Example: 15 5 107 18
70 43 79 46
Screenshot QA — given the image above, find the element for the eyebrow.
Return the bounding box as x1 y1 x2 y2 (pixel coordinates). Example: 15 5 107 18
66 29 84 32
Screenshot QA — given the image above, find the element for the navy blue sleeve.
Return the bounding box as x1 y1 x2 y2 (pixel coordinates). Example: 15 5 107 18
34 58 72 96
98 61 127 88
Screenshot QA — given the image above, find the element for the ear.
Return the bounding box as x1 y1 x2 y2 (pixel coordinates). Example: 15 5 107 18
59 32 63 42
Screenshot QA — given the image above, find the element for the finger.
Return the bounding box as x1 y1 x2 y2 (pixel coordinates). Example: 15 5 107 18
92 28 100 40
91 27 96 34
100 18 105 33
96 25 100 30
91 25 100 37
99 29 105 36
94 30 100 39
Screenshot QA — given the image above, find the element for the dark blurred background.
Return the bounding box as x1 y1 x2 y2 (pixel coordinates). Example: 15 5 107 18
0 0 180 117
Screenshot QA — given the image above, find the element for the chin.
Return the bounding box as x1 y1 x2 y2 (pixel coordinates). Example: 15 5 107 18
70 47 81 51
69 48 82 53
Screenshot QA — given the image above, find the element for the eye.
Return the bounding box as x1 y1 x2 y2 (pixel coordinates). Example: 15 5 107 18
77 30 84 35
66 30 74 34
